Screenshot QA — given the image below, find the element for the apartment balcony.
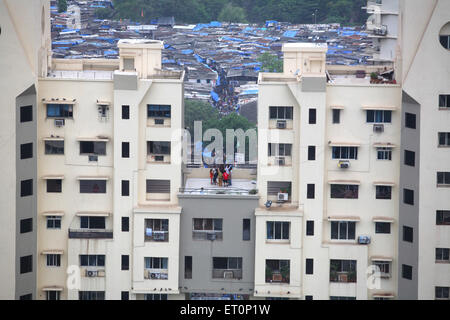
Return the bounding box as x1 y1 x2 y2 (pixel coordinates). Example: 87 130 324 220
144 269 169 280
68 228 113 239
145 230 169 242
179 178 258 196
192 230 223 241
212 269 243 280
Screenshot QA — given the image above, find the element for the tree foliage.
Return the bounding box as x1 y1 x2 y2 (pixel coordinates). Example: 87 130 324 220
58 0 67 13
258 52 283 72
111 0 368 25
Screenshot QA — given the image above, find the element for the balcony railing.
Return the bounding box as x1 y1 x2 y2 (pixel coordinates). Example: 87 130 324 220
69 229 113 239
180 187 258 196
265 271 290 284
145 230 169 242
144 269 169 280
330 271 357 283
212 269 243 280
192 230 223 241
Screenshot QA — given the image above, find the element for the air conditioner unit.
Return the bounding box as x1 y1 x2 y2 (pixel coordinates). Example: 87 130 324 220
223 271 234 279
277 192 289 201
277 157 285 166
153 231 165 241
206 232 217 241
338 160 350 169
85 269 98 277
54 119 65 127
358 235 371 244
276 120 287 129
98 105 109 117
154 155 164 162
154 118 164 125
373 124 384 133
150 272 161 279
88 155 98 162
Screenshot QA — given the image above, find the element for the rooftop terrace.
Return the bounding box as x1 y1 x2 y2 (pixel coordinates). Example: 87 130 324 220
180 178 257 196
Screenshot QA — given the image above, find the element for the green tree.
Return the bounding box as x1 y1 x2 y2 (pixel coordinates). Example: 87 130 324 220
58 0 67 13
258 52 283 72
94 7 116 20
184 99 219 136
217 3 247 23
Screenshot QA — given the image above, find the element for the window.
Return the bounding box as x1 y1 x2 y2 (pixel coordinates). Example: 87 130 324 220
121 255 129 271
308 146 316 160
330 184 359 199
145 294 168 300
148 141 171 155
47 179 62 193
121 292 129 300
269 106 293 120
80 180 106 193
305 259 314 275
79 141 106 155
404 150 415 166
121 180 129 196
402 264 412 280
403 226 413 243
21 179 33 197
20 218 32 234
46 254 61 267
266 221 290 240
403 188 414 205
332 146 358 160
440 35 450 49
20 255 32 274
79 291 105 300
122 142 129 158
145 219 169 242
405 112 416 129
436 210 450 225
438 133 450 147
309 108 316 124
366 110 392 123
46 291 60 300
45 140 64 154
267 181 291 198
46 104 73 118
148 105 171 118
330 259 357 283
376 186 392 199
306 221 314 236
435 287 450 300
20 294 32 300
47 216 61 229
331 221 356 240
305 296 313 300
20 105 33 123
145 257 168 271
212 257 242 279
439 95 450 109
20 143 33 159
307 184 315 199
268 143 292 156
332 109 340 124
122 217 129 232
377 147 392 160
436 248 450 263
185 256 192 279
79 255 105 267
265 259 290 284
373 261 391 278
437 172 450 186
243 219 250 241
80 216 105 229
122 105 130 119
146 179 170 194
375 222 391 234
193 218 223 240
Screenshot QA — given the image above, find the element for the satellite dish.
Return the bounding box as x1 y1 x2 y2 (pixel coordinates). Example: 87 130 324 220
265 200 272 208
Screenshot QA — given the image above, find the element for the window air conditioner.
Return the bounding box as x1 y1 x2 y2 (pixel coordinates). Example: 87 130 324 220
277 193 289 201
338 160 350 169
86 269 98 277
358 235 371 244
98 105 109 117
277 157 285 166
154 118 164 125
276 120 287 129
373 124 384 133
54 119 65 127
88 155 98 162
206 232 217 241
223 271 234 279
150 272 161 279
153 231 165 241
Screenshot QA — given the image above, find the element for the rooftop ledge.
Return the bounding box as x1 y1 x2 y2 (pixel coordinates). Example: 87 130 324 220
179 178 258 196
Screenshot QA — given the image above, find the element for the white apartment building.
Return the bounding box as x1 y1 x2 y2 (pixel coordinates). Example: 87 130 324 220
0 0 448 301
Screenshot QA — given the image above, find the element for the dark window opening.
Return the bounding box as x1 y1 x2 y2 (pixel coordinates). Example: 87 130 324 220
309 108 316 124
306 221 314 236
122 105 130 119
243 219 251 241
20 143 33 159
20 218 33 234
403 226 413 243
185 256 192 279
122 142 130 158
121 180 129 196
308 146 316 160
47 179 62 193
20 106 33 123
21 179 33 197
80 180 106 194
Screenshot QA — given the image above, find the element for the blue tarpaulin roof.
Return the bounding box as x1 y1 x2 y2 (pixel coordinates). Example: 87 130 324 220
240 89 258 95
209 21 222 27
210 91 219 102
181 49 193 55
162 59 176 64
104 50 118 56
221 36 244 42
283 30 298 38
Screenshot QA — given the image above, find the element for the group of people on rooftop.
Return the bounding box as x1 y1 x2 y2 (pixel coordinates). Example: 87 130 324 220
210 164 233 187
